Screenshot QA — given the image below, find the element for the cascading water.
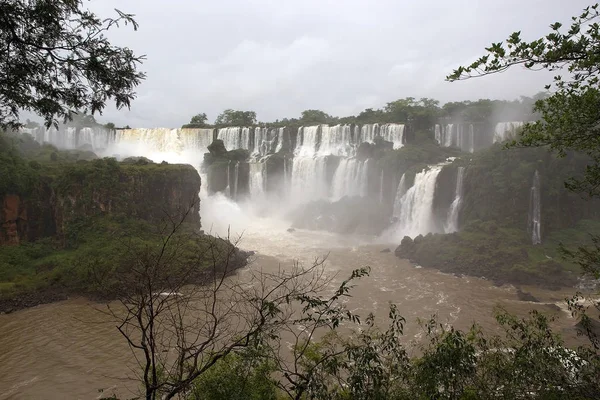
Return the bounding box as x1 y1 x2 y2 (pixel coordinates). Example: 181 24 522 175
528 170 542 245
218 127 242 150
444 124 453 147
392 164 445 238
233 161 240 200
249 162 267 200
291 156 328 204
435 125 442 145
379 169 384 204
494 121 524 143
331 159 368 200
20 125 114 152
274 128 285 153
444 167 465 233
319 125 353 156
226 160 231 197
468 125 474 153
392 173 407 218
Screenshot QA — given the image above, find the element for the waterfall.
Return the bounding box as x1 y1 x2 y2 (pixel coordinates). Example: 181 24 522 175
20 125 114 152
217 127 242 150
274 128 285 153
528 170 542 245
468 125 474 153
319 124 353 156
493 121 524 143
291 156 328 204
394 165 444 238
295 126 320 157
444 124 453 147
249 162 267 199
379 124 405 149
444 167 465 233
392 173 407 218
241 127 252 151
283 155 288 193
435 125 442 145
331 159 369 200
379 169 384 204
233 161 239 200
226 161 231 197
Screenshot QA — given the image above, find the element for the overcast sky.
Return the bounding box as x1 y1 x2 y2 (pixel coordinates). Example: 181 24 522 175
86 0 590 127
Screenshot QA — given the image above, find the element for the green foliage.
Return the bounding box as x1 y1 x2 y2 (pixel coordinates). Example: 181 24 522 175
0 133 39 196
189 352 277 400
300 109 335 125
0 1 145 129
215 109 257 126
448 3 600 197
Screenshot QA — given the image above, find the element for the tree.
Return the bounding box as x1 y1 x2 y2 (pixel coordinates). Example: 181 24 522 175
215 110 257 126
190 113 208 126
101 201 370 400
299 109 334 125
104 122 116 130
447 3 600 346
0 0 146 129
447 3 600 197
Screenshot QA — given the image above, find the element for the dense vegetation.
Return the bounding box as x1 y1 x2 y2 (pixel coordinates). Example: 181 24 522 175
0 133 245 312
0 0 145 130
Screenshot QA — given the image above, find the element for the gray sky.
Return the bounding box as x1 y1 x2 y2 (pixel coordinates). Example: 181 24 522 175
88 0 590 127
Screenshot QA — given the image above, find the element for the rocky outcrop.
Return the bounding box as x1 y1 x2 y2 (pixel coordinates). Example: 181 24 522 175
0 160 201 246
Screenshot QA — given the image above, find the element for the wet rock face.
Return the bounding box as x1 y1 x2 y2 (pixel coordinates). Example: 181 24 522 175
0 163 201 246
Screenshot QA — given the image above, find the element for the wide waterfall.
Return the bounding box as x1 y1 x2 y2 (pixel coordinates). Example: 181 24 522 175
319 125 353 156
493 121 524 143
445 167 465 233
391 164 444 238
528 170 542 245
20 125 114 152
218 127 242 151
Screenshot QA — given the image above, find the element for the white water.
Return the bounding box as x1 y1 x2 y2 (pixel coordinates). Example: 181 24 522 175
233 161 240 200
468 125 474 153
20 125 113 152
249 162 267 201
529 170 542 245
217 127 242 151
494 122 524 143
392 173 407 218
291 156 328 205
389 164 445 238
319 124 353 156
331 159 369 200
445 167 465 233
379 169 384 204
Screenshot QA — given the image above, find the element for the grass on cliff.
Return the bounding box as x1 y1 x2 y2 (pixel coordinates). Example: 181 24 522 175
0 214 239 300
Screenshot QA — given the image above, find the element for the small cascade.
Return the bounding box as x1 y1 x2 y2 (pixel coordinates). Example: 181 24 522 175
240 128 252 151
283 155 288 193
274 127 285 153
294 126 320 157
394 164 444 238
319 124 353 156
434 125 442 145
493 121 524 143
217 127 242 150
392 173 407 218
20 125 114 152
291 156 328 203
379 169 384 204
331 159 368 200
468 125 474 153
249 162 267 199
444 124 453 147
233 161 240 200
444 167 465 233
379 124 405 149
528 170 542 245
226 160 231 197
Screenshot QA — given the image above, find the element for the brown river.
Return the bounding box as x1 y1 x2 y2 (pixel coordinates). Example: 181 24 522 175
0 200 586 399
